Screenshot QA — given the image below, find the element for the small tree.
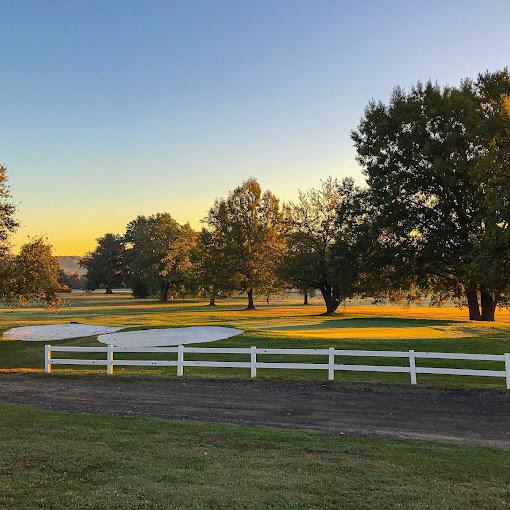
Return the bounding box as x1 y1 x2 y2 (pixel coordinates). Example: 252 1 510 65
0 167 61 308
80 233 125 294
0 238 61 307
300 287 315 305
206 179 286 310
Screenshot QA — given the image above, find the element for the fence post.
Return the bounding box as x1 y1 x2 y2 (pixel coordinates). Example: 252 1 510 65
505 353 510 390
328 348 335 381
106 345 114 375
409 349 417 385
45 345 52 374
250 346 257 378
177 345 184 377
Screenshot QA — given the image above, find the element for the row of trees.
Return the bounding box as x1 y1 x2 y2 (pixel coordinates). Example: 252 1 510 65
81 217 197 301
81 177 346 311
82 69 510 321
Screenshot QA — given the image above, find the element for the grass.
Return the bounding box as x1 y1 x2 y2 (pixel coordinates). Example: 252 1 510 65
0 403 509 509
2 292 510 388
2 295 510 508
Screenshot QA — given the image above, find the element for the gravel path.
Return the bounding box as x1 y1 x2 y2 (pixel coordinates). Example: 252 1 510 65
1 374 509 448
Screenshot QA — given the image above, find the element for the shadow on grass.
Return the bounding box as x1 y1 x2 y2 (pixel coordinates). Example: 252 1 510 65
269 316 460 331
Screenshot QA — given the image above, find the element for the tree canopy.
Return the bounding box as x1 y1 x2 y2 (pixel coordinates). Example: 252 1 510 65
0 238 61 307
206 178 286 309
124 213 196 302
195 228 236 305
0 166 61 308
352 69 510 320
0 165 18 259
282 178 360 314
80 233 125 293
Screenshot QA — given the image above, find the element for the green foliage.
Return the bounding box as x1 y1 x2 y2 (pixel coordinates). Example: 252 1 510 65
0 165 18 259
0 167 60 307
205 178 286 309
58 270 86 291
0 238 61 307
282 178 360 314
352 69 510 320
124 213 197 301
80 233 125 293
195 228 235 304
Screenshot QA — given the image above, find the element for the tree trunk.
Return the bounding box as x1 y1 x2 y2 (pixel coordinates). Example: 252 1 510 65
303 290 309 306
466 286 481 321
105 285 113 294
319 286 337 315
208 293 216 306
480 290 496 322
246 289 256 310
160 282 170 302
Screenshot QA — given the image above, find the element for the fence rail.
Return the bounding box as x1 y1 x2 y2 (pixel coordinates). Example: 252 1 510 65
44 345 510 389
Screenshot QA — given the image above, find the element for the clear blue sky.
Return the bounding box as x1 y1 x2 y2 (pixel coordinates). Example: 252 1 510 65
1 0 509 254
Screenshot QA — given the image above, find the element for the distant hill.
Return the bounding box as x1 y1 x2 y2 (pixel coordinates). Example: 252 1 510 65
57 256 86 276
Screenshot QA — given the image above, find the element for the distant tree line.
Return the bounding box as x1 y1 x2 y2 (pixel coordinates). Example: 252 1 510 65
80 69 510 321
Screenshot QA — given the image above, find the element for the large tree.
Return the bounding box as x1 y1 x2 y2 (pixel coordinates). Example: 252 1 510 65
124 213 196 302
281 178 360 314
206 179 286 310
352 69 510 320
80 233 125 294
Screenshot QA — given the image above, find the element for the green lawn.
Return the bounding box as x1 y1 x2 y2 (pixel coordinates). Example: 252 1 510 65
0 404 509 510
2 295 510 509
1 293 510 389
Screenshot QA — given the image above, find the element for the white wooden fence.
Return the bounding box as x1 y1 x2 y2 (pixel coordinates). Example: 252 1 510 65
44 345 510 388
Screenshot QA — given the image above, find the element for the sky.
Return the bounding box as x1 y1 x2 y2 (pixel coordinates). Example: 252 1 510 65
1 0 509 255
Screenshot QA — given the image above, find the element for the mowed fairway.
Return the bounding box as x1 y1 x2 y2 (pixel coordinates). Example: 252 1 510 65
1 292 510 388
4 291 510 336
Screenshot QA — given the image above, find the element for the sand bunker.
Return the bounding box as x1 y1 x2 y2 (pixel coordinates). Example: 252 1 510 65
3 324 123 341
98 326 243 347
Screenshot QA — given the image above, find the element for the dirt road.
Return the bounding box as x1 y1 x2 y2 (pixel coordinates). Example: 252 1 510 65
1 374 509 448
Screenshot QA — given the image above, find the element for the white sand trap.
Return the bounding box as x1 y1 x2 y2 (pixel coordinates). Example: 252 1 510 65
98 326 243 347
3 324 123 342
